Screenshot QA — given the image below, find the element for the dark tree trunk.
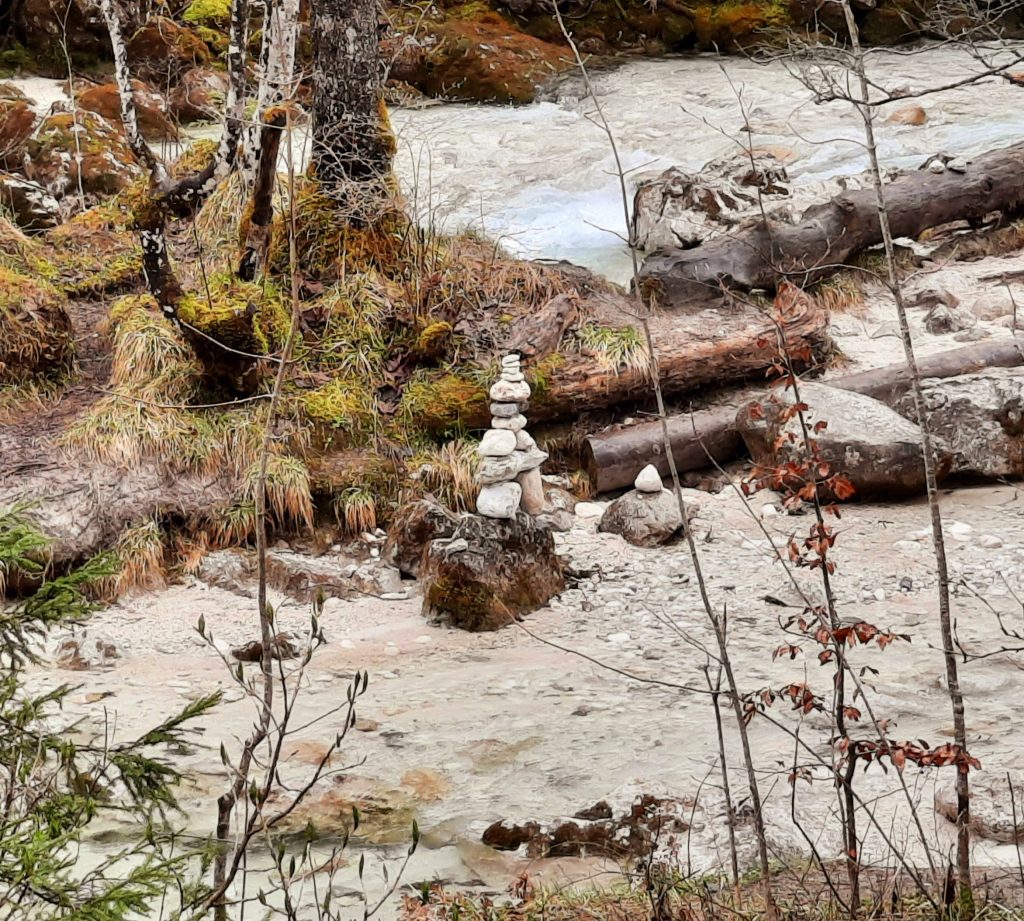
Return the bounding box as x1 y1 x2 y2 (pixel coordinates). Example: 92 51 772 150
309 0 393 195
638 142 1024 306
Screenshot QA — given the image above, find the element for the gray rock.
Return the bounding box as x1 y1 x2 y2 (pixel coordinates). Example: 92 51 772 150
936 772 1024 843
490 380 531 402
54 631 119 670
515 429 536 450
477 481 522 519
909 286 959 311
925 305 976 334
894 367 1024 479
737 382 951 500
598 489 696 548
0 173 60 230
492 413 527 432
479 429 517 457
633 464 663 493
490 402 520 418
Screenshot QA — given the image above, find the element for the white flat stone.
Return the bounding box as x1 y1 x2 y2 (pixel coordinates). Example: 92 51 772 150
476 481 522 519
490 380 531 402
478 428 517 457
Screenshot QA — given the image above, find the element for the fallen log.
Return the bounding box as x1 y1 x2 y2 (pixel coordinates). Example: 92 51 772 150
583 339 1024 493
528 292 830 424
637 142 1024 306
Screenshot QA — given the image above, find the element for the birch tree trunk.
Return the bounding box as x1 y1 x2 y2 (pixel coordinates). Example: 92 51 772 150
245 0 300 175
309 0 394 197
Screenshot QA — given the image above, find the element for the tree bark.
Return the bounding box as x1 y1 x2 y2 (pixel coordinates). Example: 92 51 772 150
309 0 393 195
238 106 289 281
638 142 1024 306
583 339 1024 492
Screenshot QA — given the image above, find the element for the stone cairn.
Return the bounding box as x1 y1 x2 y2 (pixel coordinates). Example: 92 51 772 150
475 353 548 519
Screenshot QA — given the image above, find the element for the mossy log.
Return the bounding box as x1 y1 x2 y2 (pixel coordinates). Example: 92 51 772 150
638 142 1024 305
530 288 831 423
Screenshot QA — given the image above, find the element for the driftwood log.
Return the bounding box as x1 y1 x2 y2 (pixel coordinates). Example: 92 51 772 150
583 339 1024 493
525 293 830 425
637 142 1024 305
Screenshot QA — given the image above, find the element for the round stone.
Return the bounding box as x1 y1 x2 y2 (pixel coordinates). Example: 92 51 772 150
490 402 520 418
492 414 527 432
500 372 526 383
633 464 663 493
478 428 517 457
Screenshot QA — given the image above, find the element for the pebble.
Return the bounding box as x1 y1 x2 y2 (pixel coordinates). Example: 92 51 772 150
761 504 778 518
574 502 604 519
491 413 527 432
606 632 631 644
490 380 531 403
978 534 1004 550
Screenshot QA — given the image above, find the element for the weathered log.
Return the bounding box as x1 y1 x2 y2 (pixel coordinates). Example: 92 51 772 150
502 292 579 361
638 142 1024 305
528 291 831 424
583 339 1024 493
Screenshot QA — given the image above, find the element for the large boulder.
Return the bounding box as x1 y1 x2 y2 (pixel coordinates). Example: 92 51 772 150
23 111 143 207
421 513 564 630
737 382 951 500
383 498 459 578
598 488 699 548
393 11 571 104
894 369 1024 480
78 80 176 140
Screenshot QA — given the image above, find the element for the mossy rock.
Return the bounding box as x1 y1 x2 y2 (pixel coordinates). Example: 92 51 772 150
127 16 212 83
301 376 377 447
689 0 791 49
24 111 143 206
400 370 489 437
0 264 73 383
394 6 574 103
77 79 176 141
183 0 231 28
422 512 565 630
44 214 143 298
176 272 290 357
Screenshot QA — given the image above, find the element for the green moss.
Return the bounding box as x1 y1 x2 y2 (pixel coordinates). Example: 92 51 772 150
400 370 488 438
176 272 290 355
574 322 647 373
183 0 230 26
301 377 376 443
0 264 73 383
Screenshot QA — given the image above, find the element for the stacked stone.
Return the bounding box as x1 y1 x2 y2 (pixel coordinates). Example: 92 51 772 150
475 354 548 519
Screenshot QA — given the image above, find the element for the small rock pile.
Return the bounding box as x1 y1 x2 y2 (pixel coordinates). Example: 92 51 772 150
476 354 548 518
